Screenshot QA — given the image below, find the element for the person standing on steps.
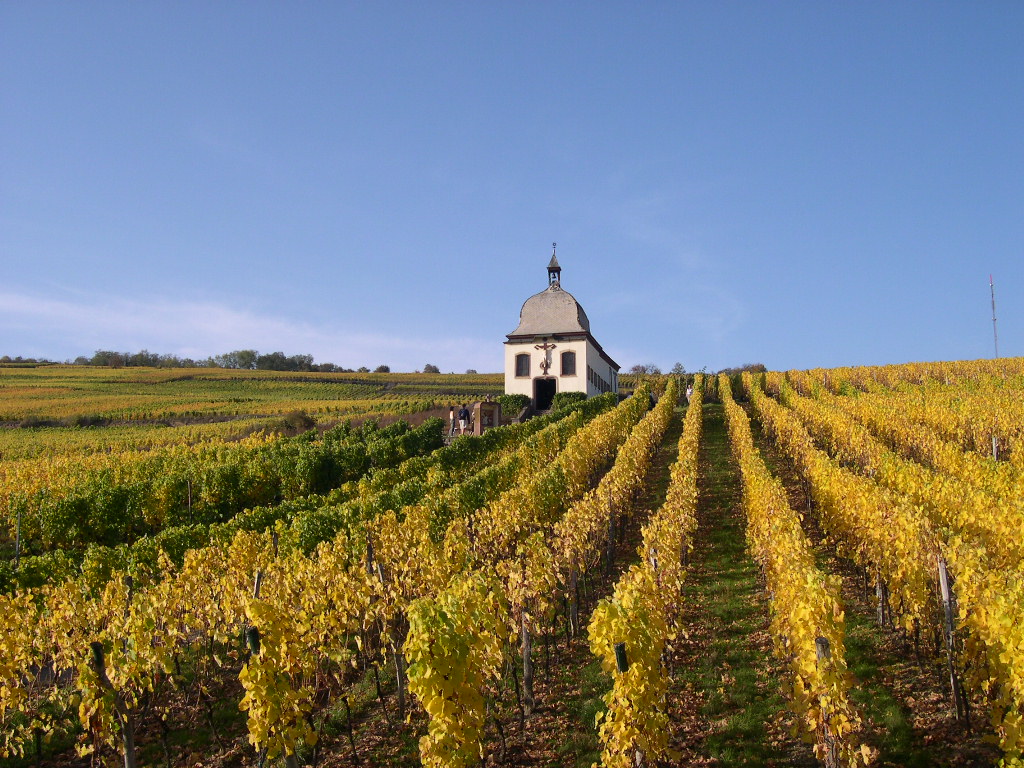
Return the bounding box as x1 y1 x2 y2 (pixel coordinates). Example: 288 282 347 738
458 404 470 435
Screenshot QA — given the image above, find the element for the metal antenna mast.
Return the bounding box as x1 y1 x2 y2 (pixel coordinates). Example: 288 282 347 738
990 274 999 358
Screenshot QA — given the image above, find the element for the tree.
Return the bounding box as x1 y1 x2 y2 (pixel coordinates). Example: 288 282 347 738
289 354 314 371
256 351 289 370
629 363 662 375
423 363 441 374
91 350 125 368
357 366 370 373
250 351 314 371
215 350 258 369
236 349 258 370
374 365 391 373
127 349 160 367
670 362 686 375
465 369 478 374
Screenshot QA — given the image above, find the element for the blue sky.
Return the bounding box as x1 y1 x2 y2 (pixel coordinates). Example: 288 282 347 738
2 2 1022 373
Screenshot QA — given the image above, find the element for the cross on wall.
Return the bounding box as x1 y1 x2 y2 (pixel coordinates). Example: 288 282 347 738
534 342 556 375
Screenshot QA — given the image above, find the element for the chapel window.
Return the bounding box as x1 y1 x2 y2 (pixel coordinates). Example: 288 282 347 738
561 351 576 376
515 353 530 378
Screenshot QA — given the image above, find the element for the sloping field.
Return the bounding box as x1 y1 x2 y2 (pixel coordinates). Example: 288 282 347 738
0 366 504 458
0 358 1021 767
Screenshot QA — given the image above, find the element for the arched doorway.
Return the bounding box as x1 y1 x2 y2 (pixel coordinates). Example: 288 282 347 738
534 377 556 411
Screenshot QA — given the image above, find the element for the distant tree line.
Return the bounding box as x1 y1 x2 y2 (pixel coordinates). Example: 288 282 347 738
629 363 664 375
2 350 360 373
71 349 348 372
1 350 485 375
0 356 57 366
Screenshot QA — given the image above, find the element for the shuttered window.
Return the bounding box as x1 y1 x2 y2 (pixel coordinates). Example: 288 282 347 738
515 353 530 377
561 351 576 376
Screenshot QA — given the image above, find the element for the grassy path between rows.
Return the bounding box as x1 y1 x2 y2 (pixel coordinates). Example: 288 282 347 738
499 404 689 768
665 402 814 767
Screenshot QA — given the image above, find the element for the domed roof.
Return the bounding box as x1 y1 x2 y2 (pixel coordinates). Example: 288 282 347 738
508 283 591 337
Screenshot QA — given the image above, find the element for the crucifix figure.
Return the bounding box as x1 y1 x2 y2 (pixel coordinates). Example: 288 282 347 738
535 341 556 375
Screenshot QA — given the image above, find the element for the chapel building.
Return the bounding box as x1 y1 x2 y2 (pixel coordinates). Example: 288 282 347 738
504 250 620 411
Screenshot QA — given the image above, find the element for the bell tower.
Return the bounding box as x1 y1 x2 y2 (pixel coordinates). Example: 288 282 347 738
547 243 561 287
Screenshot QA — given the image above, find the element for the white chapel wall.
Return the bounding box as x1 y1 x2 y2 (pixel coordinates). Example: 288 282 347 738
504 338 590 398
584 341 617 397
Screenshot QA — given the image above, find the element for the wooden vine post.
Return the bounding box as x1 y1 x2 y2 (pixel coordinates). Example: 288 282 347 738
568 570 580 639
937 556 968 723
521 606 535 715
393 623 408 720
875 572 890 628
605 499 616 579
363 536 394 724
365 537 375 576
815 637 839 768
14 505 21 570
89 642 138 768
373 559 408 721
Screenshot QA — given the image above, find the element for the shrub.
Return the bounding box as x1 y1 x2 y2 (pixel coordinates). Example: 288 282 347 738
0 550 77 593
290 505 348 555
81 543 125 592
71 414 109 428
551 391 587 412
154 524 211 567
280 410 316 435
496 394 531 418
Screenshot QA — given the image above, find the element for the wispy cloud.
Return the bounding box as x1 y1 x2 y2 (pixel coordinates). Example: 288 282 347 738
0 291 500 372
606 194 707 270
185 115 276 173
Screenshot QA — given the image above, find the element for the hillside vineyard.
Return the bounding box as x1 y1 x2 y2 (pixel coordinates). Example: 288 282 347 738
0 358 1022 767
